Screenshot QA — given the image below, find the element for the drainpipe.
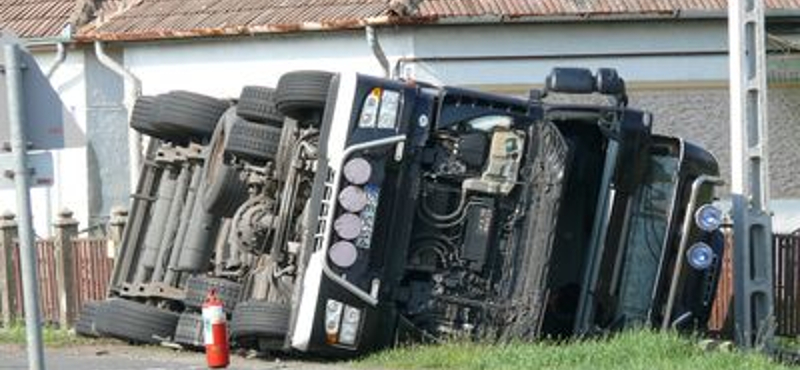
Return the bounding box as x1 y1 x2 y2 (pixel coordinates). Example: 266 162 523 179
45 42 67 78
94 41 142 187
366 26 391 78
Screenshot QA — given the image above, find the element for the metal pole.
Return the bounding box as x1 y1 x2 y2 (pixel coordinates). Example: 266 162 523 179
4 42 46 370
729 0 774 349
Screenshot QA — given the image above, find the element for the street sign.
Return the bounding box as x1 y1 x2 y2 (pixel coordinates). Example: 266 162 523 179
0 33 84 151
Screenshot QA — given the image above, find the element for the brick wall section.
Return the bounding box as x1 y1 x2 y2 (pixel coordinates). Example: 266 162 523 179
629 87 800 199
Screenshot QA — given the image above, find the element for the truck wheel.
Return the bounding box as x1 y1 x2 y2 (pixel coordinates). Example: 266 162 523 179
275 70 334 126
230 300 290 349
94 298 179 344
173 312 204 349
152 91 230 142
237 86 284 126
224 117 282 162
74 301 102 337
130 96 163 138
183 275 243 312
202 118 249 217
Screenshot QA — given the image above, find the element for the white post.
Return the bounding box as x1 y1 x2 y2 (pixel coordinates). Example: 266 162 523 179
729 0 774 349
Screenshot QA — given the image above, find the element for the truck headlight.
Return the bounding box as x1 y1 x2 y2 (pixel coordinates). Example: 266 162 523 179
377 90 400 129
695 204 722 232
358 88 401 129
686 242 715 270
338 305 362 346
358 88 381 128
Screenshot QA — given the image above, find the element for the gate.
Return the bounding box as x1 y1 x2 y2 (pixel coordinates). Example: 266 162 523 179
709 232 800 337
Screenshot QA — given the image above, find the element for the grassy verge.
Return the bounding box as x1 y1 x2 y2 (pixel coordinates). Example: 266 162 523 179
0 323 94 347
360 330 793 370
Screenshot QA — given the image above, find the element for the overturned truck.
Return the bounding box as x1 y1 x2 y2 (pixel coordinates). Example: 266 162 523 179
80 67 726 357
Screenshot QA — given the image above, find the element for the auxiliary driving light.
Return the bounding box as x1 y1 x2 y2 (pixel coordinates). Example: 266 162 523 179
339 185 368 213
686 242 715 270
329 241 358 268
343 157 372 185
334 213 363 240
694 204 723 232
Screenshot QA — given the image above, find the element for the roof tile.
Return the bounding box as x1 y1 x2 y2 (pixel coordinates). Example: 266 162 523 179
4 0 798 41
0 0 75 38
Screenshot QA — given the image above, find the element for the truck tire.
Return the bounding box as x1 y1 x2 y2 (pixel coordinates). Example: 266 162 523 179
183 275 243 312
224 118 282 162
237 86 284 126
130 96 164 138
275 70 333 125
202 118 249 217
94 298 179 344
230 300 290 343
174 312 204 349
75 301 102 337
152 91 230 141
202 158 248 217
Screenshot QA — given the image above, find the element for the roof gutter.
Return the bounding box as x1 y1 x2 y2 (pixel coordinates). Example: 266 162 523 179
22 34 72 48
94 41 142 187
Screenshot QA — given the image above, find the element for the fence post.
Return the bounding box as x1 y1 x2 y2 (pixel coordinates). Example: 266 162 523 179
108 207 127 259
0 211 18 326
53 209 78 328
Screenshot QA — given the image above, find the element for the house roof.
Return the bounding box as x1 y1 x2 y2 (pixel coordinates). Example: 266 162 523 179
0 0 76 39
61 0 800 42
0 0 124 40
417 0 800 18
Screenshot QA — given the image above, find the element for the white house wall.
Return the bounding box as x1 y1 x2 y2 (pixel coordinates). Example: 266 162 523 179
408 20 729 85
124 30 414 98
122 21 728 99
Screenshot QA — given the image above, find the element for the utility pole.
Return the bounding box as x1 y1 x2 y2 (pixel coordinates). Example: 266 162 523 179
728 0 775 349
3 41 47 370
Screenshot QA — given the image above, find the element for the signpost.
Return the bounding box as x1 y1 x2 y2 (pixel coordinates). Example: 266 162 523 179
2 37 46 370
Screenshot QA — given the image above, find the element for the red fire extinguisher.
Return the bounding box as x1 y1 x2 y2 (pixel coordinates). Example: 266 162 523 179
203 289 230 368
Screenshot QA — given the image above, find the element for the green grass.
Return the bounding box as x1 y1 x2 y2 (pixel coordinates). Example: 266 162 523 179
0 323 95 347
360 330 794 370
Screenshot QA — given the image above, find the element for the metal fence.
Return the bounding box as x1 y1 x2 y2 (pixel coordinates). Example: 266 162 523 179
773 234 800 336
709 232 800 337
5 238 113 325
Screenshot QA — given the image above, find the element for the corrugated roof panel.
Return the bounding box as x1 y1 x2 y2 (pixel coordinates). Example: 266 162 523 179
78 0 800 41
0 0 76 38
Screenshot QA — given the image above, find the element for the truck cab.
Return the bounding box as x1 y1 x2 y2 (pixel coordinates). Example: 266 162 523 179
283 68 725 356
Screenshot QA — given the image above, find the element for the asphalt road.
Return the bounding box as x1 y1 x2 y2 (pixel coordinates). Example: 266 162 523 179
0 343 346 370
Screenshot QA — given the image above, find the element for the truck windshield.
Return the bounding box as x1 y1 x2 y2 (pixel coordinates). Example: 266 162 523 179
615 151 679 324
